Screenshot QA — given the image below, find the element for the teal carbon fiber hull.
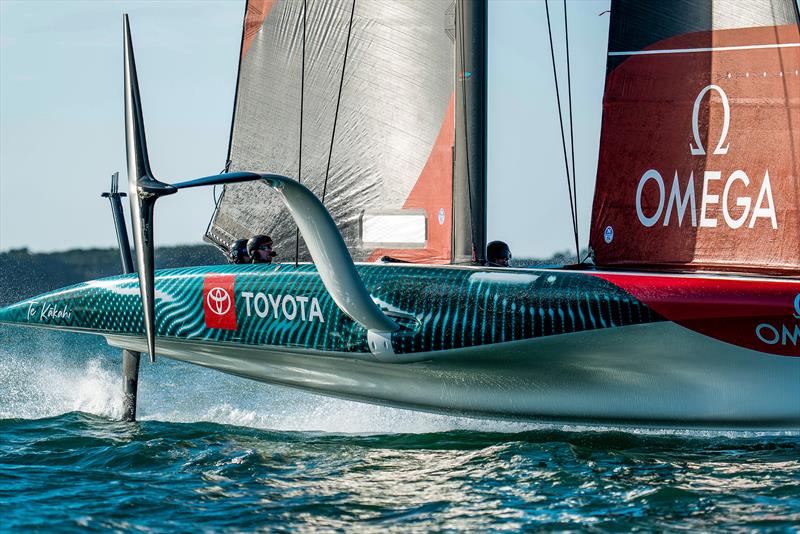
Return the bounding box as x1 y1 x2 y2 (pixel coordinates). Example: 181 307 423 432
2 263 798 428
0 264 664 354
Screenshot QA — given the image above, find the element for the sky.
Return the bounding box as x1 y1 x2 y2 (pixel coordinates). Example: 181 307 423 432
0 0 613 259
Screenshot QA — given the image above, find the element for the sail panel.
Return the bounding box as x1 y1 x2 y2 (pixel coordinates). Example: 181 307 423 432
208 0 455 264
590 0 800 274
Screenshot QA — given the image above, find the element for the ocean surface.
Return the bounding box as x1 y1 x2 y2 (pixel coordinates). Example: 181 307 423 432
1 324 798 532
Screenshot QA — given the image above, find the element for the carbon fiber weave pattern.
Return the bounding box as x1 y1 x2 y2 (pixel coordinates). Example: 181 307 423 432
0 264 663 354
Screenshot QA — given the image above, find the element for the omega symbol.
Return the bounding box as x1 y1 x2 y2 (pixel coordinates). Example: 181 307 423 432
689 84 731 156
206 287 231 316
603 226 614 244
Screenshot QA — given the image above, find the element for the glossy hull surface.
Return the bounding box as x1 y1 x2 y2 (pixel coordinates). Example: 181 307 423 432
2 264 798 428
106 321 799 429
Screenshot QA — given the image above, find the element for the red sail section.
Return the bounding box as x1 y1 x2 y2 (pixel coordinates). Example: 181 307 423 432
368 95 454 264
590 24 800 275
241 0 274 61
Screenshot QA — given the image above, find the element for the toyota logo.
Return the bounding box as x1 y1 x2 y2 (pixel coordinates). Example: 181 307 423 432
206 287 232 316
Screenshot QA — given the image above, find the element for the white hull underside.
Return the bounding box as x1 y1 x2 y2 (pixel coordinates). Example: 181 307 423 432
106 322 800 430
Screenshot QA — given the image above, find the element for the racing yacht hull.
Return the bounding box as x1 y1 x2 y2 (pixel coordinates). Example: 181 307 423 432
105 320 798 429
2 263 797 429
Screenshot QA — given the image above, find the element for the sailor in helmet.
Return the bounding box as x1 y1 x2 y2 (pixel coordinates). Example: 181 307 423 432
486 240 511 267
229 238 251 264
248 234 277 264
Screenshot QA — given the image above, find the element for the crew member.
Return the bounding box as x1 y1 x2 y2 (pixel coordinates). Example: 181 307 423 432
229 239 250 264
486 240 511 267
248 234 277 264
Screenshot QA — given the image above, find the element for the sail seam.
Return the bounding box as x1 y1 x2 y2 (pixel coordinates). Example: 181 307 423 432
295 0 307 267
322 0 356 206
609 43 800 56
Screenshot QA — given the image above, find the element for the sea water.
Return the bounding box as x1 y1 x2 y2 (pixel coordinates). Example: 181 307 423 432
0 324 798 532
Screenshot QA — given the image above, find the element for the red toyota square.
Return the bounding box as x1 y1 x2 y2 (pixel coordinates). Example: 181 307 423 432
203 274 237 331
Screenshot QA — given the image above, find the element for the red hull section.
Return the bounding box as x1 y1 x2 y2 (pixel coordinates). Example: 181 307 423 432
594 272 800 357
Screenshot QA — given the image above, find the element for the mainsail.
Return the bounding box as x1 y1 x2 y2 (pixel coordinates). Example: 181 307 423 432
207 0 472 264
590 0 800 274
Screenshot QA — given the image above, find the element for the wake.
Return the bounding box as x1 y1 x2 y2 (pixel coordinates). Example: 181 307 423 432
1 327 793 437
0 328 529 433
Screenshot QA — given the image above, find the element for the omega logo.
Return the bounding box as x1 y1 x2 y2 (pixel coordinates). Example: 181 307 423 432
754 293 800 347
689 85 730 156
206 287 232 316
603 226 614 243
635 84 777 231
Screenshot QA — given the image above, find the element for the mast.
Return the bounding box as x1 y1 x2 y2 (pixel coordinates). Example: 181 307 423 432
452 0 488 264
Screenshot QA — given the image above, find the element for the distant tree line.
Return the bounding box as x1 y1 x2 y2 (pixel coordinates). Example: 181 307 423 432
513 248 591 268
0 245 226 305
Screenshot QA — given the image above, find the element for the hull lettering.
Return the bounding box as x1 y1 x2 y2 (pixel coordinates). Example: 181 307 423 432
241 291 325 323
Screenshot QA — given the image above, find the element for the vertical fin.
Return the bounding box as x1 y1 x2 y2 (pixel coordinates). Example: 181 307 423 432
123 15 176 362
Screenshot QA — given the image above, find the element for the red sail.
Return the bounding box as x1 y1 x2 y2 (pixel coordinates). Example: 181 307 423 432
590 1 800 275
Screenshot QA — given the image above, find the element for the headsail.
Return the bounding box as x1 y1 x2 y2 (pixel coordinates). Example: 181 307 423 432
207 0 458 264
590 0 800 275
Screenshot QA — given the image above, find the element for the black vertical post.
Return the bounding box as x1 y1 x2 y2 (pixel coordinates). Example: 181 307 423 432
452 0 488 264
103 172 135 273
102 172 141 422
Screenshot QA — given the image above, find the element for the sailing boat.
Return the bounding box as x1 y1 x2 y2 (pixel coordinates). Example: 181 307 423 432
1 0 798 429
